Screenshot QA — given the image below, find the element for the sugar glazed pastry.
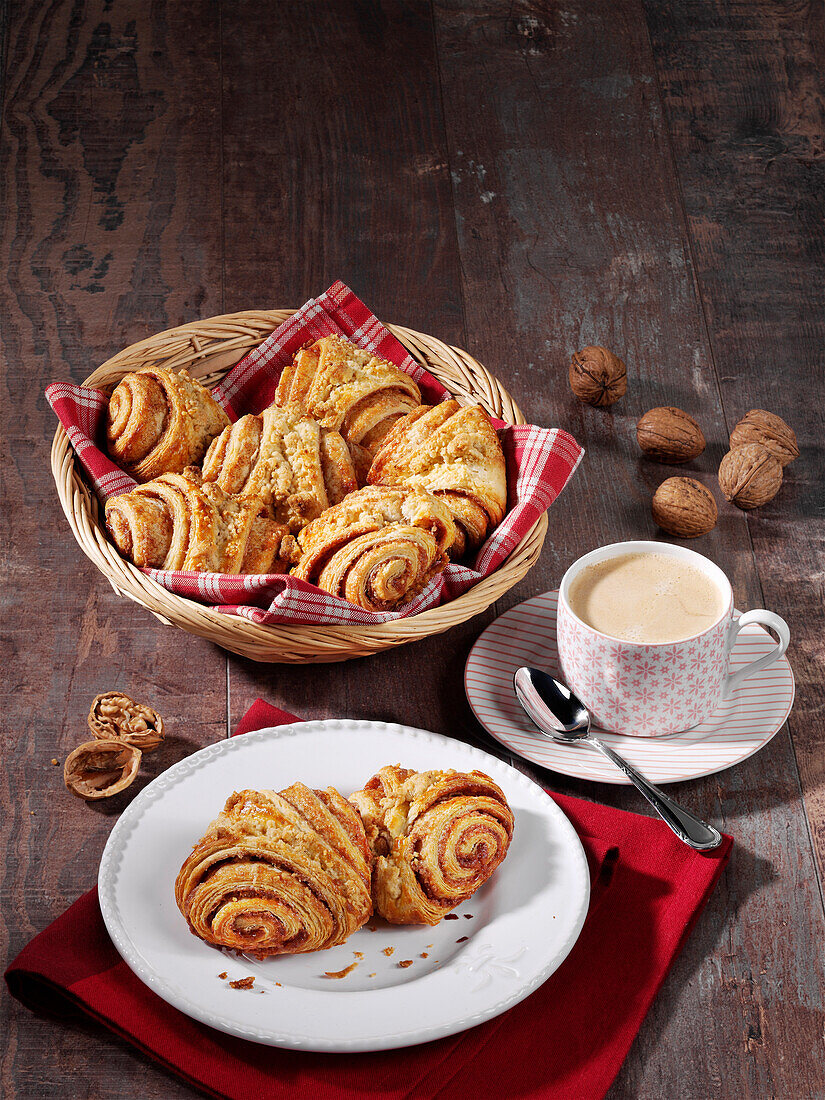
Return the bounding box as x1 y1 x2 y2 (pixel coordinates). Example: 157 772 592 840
201 404 357 531
100 334 511 605
350 765 514 924
368 399 507 557
292 485 457 611
106 367 230 482
175 785 372 957
105 469 298 574
275 336 422 479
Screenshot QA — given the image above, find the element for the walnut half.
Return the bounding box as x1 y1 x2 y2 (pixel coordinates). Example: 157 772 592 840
88 691 164 752
64 740 142 800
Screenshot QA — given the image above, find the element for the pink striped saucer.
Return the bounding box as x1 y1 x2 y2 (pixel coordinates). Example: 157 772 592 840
465 591 794 785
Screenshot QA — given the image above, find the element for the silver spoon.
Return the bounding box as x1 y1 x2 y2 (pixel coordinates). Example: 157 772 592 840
513 666 723 851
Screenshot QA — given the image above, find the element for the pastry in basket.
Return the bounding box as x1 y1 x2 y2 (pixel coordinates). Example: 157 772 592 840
275 335 421 479
368 400 507 557
292 485 456 611
105 367 229 482
349 765 514 925
175 785 372 957
105 469 298 574
201 404 357 532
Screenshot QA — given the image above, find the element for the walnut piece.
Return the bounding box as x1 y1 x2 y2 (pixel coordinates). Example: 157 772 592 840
651 477 717 538
718 444 783 509
729 410 798 467
88 691 164 752
569 346 627 406
64 739 142 800
636 407 705 463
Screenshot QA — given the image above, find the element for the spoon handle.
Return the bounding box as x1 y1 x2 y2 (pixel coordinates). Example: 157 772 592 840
589 736 723 851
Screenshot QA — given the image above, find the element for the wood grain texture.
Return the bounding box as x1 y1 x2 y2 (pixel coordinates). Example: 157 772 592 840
220 0 465 336
0 2 226 1097
431 1 825 1097
1 0 823 1097
219 0 495 739
644 0 825 887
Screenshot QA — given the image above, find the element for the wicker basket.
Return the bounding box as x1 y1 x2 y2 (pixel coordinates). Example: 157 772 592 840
51 310 547 662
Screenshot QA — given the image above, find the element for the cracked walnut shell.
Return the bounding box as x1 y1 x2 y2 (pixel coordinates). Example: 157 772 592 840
729 410 798 467
569 346 627 406
88 691 164 752
651 477 718 538
64 740 142 800
636 407 705 463
718 444 783 509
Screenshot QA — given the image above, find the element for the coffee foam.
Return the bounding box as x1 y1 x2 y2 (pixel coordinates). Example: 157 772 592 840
567 552 725 644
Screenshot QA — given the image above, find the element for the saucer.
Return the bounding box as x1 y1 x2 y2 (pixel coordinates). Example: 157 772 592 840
464 591 795 785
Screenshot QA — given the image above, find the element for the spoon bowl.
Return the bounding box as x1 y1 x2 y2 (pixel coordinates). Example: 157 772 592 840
513 666 723 851
513 667 590 738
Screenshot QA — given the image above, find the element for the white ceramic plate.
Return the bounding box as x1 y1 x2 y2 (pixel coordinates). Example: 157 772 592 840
98 719 590 1052
465 591 795 785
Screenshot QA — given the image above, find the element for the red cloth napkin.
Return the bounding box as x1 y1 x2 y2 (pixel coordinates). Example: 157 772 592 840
46 282 583 625
6 700 731 1100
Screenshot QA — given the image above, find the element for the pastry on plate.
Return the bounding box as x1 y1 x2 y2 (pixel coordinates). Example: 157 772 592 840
350 764 514 924
275 335 421 478
175 785 372 957
106 367 229 482
368 399 507 557
201 404 357 532
105 468 298 574
292 485 456 611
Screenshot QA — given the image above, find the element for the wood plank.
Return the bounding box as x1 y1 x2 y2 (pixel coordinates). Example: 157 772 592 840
220 0 493 741
643 0 825 883
431 1 825 1097
220 0 465 336
1 0 821 1097
0 2 225 1097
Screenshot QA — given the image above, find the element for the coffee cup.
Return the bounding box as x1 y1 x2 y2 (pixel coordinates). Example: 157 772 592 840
556 541 790 736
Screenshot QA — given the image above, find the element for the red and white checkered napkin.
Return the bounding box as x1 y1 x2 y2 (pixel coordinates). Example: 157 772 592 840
47 281 583 626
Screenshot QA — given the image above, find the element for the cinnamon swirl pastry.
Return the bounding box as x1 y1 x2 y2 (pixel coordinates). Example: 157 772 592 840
275 336 421 474
105 469 298 574
368 400 507 557
201 404 357 532
175 785 372 957
292 485 456 611
106 367 229 482
350 765 514 925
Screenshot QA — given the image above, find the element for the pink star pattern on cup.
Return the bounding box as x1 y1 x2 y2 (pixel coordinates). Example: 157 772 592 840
557 607 730 737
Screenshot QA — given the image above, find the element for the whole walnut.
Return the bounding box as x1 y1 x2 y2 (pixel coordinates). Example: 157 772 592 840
569 346 627 406
718 444 783 509
636 407 705 463
730 410 798 467
651 477 717 538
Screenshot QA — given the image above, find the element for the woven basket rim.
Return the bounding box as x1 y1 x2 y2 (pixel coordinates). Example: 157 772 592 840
50 309 548 661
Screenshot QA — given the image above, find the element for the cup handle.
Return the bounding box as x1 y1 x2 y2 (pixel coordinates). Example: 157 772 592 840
721 609 790 700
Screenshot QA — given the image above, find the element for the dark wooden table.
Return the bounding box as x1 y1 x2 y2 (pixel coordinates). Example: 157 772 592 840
2 2 824 1097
